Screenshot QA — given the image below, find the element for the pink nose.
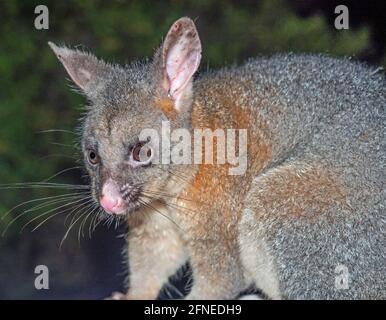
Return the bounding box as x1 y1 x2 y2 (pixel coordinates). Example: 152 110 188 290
100 180 125 214
100 196 121 213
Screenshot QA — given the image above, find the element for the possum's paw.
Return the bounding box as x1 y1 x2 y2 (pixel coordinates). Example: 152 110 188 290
238 294 263 300
106 291 158 300
105 291 128 300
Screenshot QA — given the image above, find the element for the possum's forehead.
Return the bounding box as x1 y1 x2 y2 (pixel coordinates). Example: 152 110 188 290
81 65 162 145
82 98 163 147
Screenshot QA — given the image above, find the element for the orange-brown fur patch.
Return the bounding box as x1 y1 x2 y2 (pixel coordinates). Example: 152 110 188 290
175 97 272 247
155 97 175 114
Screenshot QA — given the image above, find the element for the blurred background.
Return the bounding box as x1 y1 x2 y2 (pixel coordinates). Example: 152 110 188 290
0 0 385 299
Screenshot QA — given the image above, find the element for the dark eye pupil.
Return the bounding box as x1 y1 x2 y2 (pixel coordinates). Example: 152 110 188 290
132 143 151 162
133 145 142 162
88 150 98 165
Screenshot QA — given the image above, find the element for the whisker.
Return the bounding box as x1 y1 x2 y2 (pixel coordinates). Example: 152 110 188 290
19 196 92 234
23 193 89 214
168 168 200 192
38 154 79 161
102 212 123 230
78 204 98 242
38 129 76 135
138 198 183 232
3 201 60 235
142 189 204 205
42 166 83 183
90 210 104 236
140 193 202 227
1 191 89 222
141 193 198 215
107 215 115 228
60 204 95 249
114 215 123 230
0 182 89 190
169 168 193 181
165 199 199 213
40 197 94 233
167 170 190 185
49 142 77 148
29 200 89 233
88 209 101 238
65 198 95 227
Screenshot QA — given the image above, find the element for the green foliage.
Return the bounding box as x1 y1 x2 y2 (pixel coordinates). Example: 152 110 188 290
0 0 378 233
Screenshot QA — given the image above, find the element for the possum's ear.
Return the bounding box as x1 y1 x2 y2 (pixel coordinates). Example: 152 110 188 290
158 17 201 112
48 42 110 98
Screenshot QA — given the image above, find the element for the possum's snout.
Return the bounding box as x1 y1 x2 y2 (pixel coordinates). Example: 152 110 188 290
99 179 142 215
100 179 126 215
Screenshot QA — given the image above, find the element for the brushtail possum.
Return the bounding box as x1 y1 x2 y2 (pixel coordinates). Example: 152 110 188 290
49 17 385 299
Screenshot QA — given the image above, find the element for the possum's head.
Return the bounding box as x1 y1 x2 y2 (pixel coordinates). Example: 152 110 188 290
49 17 201 215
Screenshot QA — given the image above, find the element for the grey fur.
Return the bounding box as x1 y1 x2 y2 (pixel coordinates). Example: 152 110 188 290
237 54 385 299
50 18 385 300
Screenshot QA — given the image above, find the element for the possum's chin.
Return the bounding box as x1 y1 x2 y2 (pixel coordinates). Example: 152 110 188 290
100 200 141 216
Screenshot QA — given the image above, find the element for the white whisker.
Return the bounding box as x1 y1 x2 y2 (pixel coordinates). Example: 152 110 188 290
20 196 93 233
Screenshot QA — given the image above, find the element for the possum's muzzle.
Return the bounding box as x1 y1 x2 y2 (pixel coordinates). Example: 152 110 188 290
99 179 140 215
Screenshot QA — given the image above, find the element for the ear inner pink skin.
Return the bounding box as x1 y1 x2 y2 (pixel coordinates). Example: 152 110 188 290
167 49 201 99
162 17 202 102
100 179 125 214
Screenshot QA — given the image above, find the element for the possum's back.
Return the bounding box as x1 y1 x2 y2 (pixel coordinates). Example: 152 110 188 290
197 54 385 184
246 55 386 299
195 54 386 298
254 54 385 205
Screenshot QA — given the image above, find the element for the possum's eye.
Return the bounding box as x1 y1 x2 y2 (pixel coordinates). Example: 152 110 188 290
87 149 99 166
130 142 152 166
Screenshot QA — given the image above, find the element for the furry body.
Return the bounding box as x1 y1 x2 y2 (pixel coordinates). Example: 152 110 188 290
50 18 385 299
